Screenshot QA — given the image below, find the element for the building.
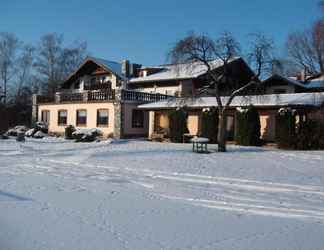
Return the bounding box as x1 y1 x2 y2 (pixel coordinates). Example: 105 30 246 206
33 57 171 138
139 93 324 142
33 56 254 138
33 55 324 142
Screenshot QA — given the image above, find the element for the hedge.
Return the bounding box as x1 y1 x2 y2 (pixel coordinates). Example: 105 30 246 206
168 108 189 143
235 105 262 146
201 108 218 143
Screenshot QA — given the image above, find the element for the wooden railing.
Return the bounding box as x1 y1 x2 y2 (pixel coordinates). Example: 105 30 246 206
121 90 171 102
36 95 55 103
36 89 172 104
84 82 112 91
88 90 115 101
60 92 84 102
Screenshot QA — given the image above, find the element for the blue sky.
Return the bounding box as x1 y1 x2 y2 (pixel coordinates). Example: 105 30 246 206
0 0 321 65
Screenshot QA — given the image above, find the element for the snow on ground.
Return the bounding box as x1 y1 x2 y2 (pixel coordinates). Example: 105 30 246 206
0 138 324 250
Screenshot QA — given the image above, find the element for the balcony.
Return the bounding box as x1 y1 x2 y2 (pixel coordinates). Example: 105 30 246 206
36 89 173 105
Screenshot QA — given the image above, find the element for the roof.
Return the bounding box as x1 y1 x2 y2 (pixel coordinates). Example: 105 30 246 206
129 57 242 83
62 56 125 86
138 92 324 110
264 74 324 90
303 80 324 89
263 74 308 88
86 56 125 79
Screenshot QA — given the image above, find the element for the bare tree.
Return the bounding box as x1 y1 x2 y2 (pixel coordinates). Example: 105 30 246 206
34 33 87 95
34 33 64 95
12 45 35 105
169 32 273 152
60 41 87 78
286 21 324 76
0 32 20 105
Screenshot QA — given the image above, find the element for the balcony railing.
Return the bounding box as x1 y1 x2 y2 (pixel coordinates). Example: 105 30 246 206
121 90 171 102
36 89 173 104
84 82 112 91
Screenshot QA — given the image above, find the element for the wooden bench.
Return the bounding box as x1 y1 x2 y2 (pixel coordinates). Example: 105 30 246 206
190 137 209 153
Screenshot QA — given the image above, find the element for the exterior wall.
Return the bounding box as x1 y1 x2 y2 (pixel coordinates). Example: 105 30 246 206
179 80 194 96
150 110 200 137
187 111 200 135
147 108 279 143
259 110 277 141
133 85 180 96
132 79 193 97
122 103 149 137
148 111 155 139
38 102 115 136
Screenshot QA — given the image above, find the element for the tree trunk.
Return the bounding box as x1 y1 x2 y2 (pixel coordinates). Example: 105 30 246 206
217 110 227 152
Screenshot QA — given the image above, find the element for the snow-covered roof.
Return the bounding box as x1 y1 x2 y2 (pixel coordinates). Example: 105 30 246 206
264 74 324 90
303 80 324 89
130 57 241 83
263 74 308 88
138 93 324 110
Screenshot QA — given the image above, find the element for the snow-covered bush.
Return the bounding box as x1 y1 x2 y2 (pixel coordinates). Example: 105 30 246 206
33 131 47 139
25 122 48 139
35 121 48 133
6 125 28 136
72 128 102 142
65 125 76 139
25 128 35 137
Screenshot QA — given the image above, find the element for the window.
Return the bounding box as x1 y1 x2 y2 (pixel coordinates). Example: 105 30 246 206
58 110 67 126
97 109 109 127
132 109 144 128
41 110 50 124
76 110 87 126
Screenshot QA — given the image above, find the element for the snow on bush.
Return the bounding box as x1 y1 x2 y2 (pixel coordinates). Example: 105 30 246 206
72 128 102 142
25 122 48 138
33 131 47 139
35 121 48 134
6 125 28 136
236 107 248 113
25 128 35 137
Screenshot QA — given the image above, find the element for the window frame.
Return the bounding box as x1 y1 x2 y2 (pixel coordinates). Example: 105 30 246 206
41 110 50 125
76 109 87 127
132 109 144 129
97 109 109 127
57 110 67 126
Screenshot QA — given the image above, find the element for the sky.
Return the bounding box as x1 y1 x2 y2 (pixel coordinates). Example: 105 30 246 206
0 0 322 66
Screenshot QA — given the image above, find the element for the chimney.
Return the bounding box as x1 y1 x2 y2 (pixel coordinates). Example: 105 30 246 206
121 59 130 77
301 69 306 82
131 63 142 77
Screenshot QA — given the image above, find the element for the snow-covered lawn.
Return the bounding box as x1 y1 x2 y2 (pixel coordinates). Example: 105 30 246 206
0 138 324 250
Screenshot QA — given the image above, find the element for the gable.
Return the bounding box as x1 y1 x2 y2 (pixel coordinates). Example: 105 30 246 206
61 60 113 89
